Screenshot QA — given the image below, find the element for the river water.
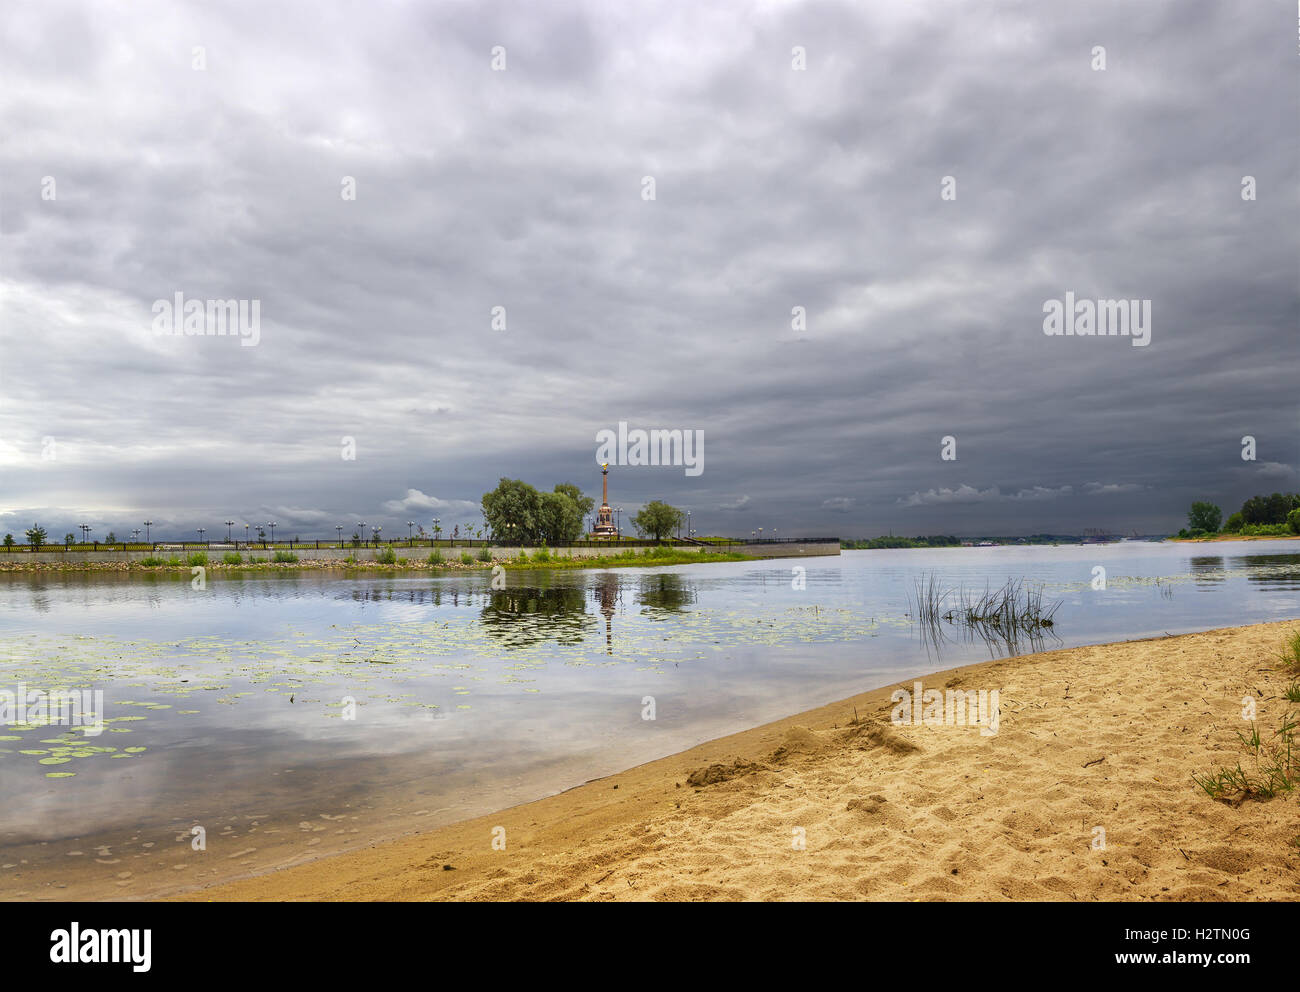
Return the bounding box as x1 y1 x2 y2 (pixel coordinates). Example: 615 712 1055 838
1 541 1296 897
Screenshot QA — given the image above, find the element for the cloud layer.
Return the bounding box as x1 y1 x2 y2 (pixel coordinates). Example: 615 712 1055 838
1 0 1295 540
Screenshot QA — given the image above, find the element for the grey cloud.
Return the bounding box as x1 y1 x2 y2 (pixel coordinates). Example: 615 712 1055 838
0 0 1294 542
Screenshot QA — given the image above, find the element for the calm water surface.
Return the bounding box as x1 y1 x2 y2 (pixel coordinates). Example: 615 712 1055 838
1 542 1296 896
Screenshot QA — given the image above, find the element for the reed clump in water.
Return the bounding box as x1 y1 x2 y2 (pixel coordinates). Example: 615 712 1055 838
911 574 1060 632
909 573 1062 659
950 578 1059 630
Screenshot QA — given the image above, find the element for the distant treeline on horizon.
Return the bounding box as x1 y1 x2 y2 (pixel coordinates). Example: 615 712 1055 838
1180 491 1300 539
840 534 1162 549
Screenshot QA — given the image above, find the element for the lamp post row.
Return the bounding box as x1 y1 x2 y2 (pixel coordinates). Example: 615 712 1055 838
62 511 761 548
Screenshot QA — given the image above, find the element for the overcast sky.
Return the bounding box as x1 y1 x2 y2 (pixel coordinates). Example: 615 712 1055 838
1 0 1296 541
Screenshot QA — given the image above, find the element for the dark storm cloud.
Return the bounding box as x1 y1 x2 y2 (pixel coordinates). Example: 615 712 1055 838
0 0 1295 541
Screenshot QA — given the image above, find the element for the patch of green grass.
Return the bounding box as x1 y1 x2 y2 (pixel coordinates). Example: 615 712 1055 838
501 549 750 570
273 550 299 563
460 552 475 565
1194 709 1298 803
476 547 492 562
374 547 397 564
1281 629 1300 672
186 552 208 567
427 549 445 565
139 556 166 567
222 552 243 565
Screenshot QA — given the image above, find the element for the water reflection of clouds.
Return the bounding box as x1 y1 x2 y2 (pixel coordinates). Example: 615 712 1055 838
2 545 1297 878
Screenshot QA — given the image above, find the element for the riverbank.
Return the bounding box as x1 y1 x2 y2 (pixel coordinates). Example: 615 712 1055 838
181 619 1300 901
1167 533 1300 543
0 549 755 573
0 538 841 572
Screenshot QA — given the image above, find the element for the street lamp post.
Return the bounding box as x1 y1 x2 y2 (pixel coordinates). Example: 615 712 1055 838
336 525 343 546
197 527 205 544
131 529 140 544
143 520 153 544
407 520 414 542
244 523 249 546
225 520 235 542
616 507 622 539
358 522 366 548
268 521 277 544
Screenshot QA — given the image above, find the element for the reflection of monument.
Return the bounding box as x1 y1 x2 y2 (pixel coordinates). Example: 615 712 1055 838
591 462 617 538
597 572 619 654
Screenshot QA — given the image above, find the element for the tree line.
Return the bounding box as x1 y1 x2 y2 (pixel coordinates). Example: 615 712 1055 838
480 478 686 543
1183 492 1300 538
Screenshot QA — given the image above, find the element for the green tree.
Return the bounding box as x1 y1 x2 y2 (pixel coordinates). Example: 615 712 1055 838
1222 512 1244 533
1264 492 1292 525
64 532 75 547
1187 502 1221 534
552 483 594 521
24 524 47 549
1288 507 1300 535
631 500 683 541
481 478 541 543
1241 494 1268 525
105 531 117 544
537 490 585 544
2 534 13 549
1241 492 1300 525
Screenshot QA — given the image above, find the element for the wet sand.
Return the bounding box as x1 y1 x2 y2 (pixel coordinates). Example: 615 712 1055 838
177 619 1300 901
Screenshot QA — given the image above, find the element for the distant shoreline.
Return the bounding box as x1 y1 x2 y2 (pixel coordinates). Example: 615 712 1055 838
842 534 1300 548
0 549 757 574
1165 533 1300 543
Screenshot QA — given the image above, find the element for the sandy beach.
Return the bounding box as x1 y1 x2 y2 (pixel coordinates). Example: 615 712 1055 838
172 619 1300 901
